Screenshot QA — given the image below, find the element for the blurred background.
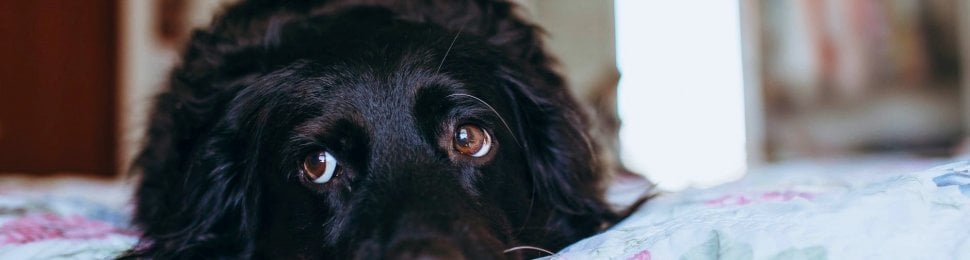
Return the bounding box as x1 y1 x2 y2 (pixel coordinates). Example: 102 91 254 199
1 0 968 192
619 0 969 190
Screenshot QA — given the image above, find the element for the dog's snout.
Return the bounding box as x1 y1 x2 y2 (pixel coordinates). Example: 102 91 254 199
350 166 513 260
387 238 466 260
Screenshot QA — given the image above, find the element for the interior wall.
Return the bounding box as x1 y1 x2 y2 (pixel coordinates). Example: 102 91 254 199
740 0 766 165
526 1 618 101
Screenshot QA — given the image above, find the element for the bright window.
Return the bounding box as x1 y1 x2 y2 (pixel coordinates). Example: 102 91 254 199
615 0 747 190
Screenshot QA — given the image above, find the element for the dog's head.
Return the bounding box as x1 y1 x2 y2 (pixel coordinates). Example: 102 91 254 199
127 1 616 259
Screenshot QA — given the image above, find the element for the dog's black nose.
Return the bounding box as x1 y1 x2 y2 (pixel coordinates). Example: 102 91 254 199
386 238 466 260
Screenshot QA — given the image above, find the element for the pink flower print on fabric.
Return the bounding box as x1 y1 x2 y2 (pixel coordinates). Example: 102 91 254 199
0 214 118 245
627 249 652 260
704 191 815 207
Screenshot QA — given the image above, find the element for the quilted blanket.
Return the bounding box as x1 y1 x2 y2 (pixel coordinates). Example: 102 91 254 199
0 177 136 259
2 158 969 259
554 158 970 260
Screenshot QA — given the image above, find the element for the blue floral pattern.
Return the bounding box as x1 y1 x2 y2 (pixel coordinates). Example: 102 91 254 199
933 171 970 197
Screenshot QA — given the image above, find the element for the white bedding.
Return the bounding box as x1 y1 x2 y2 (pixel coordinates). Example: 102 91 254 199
0 176 136 259
2 158 969 259
554 157 970 259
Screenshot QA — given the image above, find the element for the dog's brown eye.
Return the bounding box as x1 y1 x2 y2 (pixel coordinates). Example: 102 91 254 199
453 124 491 157
303 151 338 183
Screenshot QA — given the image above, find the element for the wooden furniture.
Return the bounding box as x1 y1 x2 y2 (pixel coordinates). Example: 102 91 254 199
0 1 118 176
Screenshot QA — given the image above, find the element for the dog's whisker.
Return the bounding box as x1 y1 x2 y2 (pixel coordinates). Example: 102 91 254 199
436 27 464 74
503 245 555 255
447 93 522 148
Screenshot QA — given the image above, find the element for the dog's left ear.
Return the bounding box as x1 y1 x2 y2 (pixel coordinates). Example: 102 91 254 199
498 66 618 243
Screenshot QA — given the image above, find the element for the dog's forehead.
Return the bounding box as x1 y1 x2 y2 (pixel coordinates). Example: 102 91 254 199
264 14 504 153
317 54 445 110
296 53 464 148
271 7 490 118
298 25 481 110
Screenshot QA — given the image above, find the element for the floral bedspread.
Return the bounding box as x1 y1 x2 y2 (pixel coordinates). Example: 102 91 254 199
2 158 969 259
553 158 970 260
0 177 136 259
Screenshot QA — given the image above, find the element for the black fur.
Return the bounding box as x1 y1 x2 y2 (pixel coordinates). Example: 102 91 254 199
124 0 620 259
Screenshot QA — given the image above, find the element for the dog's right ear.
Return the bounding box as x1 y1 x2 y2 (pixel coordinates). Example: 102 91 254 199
124 49 266 257
123 122 262 259
121 4 280 258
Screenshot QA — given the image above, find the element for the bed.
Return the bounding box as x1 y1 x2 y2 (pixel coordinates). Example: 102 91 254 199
558 157 970 259
2 157 969 259
0 176 135 259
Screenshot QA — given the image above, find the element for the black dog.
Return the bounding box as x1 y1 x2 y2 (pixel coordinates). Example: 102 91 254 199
125 0 625 259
